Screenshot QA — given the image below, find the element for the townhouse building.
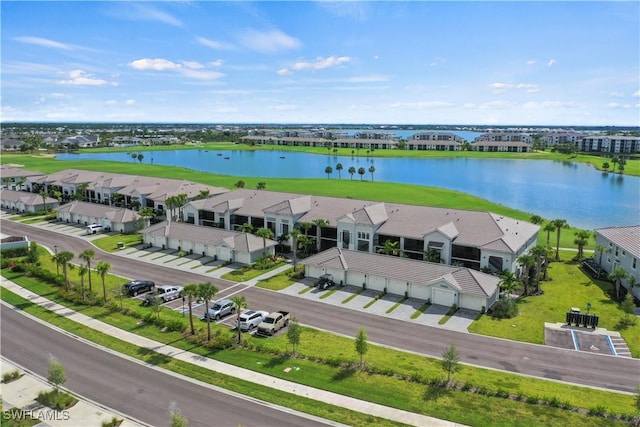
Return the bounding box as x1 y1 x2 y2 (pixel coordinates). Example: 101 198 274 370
407 132 463 151
183 189 539 275
576 136 640 154
594 225 640 300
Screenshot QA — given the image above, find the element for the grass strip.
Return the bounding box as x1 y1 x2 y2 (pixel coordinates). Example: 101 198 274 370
410 303 431 319
386 297 408 314
342 289 364 304
319 286 342 299
298 286 313 295
364 293 384 309
0 288 406 427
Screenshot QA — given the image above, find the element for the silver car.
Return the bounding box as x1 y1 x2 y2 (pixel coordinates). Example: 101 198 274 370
237 310 269 331
201 298 236 321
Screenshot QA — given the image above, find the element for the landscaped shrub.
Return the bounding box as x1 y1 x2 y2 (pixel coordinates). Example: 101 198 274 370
491 298 519 319
588 405 607 417
1 247 28 258
165 319 185 332
10 263 25 273
101 416 123 427
36 389 77 410
2 370 21 383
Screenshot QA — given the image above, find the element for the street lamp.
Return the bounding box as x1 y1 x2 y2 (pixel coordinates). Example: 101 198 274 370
587 302 592 314
53 245 59 275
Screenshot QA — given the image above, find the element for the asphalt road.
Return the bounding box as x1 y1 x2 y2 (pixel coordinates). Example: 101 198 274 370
2 219 639 393
0 306 334 427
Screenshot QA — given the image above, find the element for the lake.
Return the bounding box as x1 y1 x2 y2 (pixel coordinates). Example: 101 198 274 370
58 149 639 229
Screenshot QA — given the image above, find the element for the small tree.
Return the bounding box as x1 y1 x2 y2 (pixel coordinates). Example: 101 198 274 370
96 261 112 304
182 284 199 335
441 343 461 387
169 402 189 427
621 293 637 325
27 241 39 264
78 265 88 302
198 282 219 341
287 317 302 356
355 328 368 368
47 357 66 391
609 267 629 300
112 286 126 311
230 295 248 344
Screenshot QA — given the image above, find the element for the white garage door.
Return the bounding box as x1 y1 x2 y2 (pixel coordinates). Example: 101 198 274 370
433 288 456 307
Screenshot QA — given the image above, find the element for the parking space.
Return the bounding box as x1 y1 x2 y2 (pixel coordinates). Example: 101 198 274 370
440 308 479 332
414 304 449 327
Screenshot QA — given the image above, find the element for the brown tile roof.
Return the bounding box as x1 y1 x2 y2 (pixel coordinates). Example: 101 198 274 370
0 190 57 205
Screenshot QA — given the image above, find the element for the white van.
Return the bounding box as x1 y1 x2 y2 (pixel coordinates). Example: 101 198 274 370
86 224 104 234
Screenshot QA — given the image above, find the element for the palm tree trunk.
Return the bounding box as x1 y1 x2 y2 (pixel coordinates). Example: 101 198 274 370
188 297 195 335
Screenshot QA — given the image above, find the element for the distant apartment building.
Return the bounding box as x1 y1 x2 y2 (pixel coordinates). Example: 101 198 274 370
576 136 640 154
540 131 585 147
473 140 531 152
475 132 534 144
407 132 463 151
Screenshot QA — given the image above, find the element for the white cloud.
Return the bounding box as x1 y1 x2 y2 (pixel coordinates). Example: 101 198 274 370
463 103 477 109
527 59 536 65
429 57 446 67
605 102 632 109
105 100 117 105
491 82 539 93
277 68 291 76
478 101 514 110
516 83 540 93
13 36 73 50
128 58 224 80
130 4 182 27
238 29 300 53
58 69 108 86
196 37 235 51
129 58 184 71
208 60 224 68
125 99 136 105
268 104 298 111
547 59 556 67
490 83 513 93
292 56 351 71
632 90 640 98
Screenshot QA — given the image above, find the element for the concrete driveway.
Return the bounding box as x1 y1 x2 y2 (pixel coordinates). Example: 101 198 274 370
441 308 479 332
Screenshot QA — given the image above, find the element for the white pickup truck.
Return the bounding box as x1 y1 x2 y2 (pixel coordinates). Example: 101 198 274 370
256 311 291 336
141 285 183 305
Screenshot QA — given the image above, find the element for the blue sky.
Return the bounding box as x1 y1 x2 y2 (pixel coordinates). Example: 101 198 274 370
2 1 638 126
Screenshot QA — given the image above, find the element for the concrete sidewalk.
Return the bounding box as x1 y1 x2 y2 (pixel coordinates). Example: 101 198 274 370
2 279 465 427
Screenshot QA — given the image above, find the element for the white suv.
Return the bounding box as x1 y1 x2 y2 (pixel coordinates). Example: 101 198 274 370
237 310 269 331
86 224 104 234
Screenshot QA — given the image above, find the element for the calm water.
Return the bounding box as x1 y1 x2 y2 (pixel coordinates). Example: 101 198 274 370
59 150 639 229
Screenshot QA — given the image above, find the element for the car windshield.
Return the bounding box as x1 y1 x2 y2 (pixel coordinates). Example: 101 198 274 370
212 304 221 310
263 317 275 324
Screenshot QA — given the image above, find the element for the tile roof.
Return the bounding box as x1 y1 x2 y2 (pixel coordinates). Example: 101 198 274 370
303 247 498 297
142 221 276 250
57 200 140 221
0 166 45 179
595 225 640 259
0 190 57 205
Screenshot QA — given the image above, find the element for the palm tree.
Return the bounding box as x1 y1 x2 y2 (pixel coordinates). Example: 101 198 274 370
609 267 628 300
336 163 343 179
54 251 74 291
289 229 302 267
165 195 177 222
139 207 155 228
111 192 124 207
234 180 245 188
498 270 520 299
312 219 329 253
358 167 366 181
74 183 88 201
529 215 543 225
424 248 441 263
96 261 112 303
297 234 314 257
611 156 619 173
595 244 607 274
40 191 49 213
551 218 569 261
348 166 356 180
182 284 199 335
378 239 400 256
517 253 535 296
324 166 333 179
601 162 610 172
256 227 274 258
131 152 138 162
573 229 592 259
543 222 556 246
239 222 254 233
137 153 144 163
198 282 219 341
256 182 266 190
78 265 88 301
174 193 188 222
196 189 210 200
230 295 248 344
528 245 549 292
78 249 95 294
368 165 375 181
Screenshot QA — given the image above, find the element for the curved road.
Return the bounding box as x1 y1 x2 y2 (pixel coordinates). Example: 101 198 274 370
2 220 639 393
1 306 334 427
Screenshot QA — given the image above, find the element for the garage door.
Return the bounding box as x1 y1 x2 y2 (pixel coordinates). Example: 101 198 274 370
433 288 456 307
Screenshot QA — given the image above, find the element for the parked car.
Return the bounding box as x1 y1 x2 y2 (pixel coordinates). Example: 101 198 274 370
237 310 269 331
86 224 104 234
141 285 183 306
201 298 236 321
257 311 291 336
122 280 155 296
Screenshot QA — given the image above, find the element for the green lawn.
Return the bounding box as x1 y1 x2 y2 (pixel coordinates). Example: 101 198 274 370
220 261 285 282
92 234 143 253
1 279 634 426
255 270 298 291
469 251 640 357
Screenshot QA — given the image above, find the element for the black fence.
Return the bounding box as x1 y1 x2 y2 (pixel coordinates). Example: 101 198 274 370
566 311 599 328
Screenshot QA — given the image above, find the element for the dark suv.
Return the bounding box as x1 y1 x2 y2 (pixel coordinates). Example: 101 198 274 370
122 280 155 296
